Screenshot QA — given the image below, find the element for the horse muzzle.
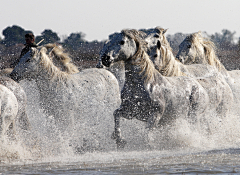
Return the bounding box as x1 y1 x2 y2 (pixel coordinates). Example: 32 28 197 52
101 54 112 67
9 72 20 82
176 55 185 63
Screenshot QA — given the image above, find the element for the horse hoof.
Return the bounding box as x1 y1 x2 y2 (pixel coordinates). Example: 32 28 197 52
116 139 127 149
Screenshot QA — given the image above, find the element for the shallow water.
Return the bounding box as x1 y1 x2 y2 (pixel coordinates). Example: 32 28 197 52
1 149 240 174
1 80 240 174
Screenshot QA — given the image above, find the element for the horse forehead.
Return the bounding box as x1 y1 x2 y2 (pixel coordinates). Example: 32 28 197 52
20 48 37 62
180 40 191 48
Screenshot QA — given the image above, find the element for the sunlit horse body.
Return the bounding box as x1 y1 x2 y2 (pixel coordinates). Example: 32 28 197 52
10 44 121 135
100 29 218 148
176 32 240 105
0 84 18 141
150 39 233 117
146 29 234 121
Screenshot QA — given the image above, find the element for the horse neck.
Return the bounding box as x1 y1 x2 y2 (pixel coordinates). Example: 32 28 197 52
34 53 70 96
124 60 145 85
192 47 208 64
124 52 164 87
160 46 185 77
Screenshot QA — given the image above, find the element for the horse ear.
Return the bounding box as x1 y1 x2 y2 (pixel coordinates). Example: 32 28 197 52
157 40 161 49
163 29 168 34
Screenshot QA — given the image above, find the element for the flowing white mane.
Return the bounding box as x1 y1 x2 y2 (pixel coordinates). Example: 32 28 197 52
122 29 155 82
158 43 185 77
44 43 79 74
187 32 226 71
38 44 79 82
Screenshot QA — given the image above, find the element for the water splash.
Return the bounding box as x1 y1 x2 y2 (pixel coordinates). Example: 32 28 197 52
1 79 240 165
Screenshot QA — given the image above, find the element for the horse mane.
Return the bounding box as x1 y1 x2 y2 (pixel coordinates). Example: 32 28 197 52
121 29 156 82
38 47 74 82
43 43 79 74
153 27 185 76
187 32 226 71
159 45 185 77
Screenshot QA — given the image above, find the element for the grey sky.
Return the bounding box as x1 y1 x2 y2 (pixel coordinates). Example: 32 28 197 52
1 0 239 41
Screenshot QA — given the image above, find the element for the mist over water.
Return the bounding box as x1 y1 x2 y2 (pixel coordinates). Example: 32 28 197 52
1 78 240 173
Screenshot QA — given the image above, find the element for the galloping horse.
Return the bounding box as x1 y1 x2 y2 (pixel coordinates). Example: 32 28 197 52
101 29 216 148
145 28 227 79
176 32 240 105
176 31 227 74
10 44 121 135
151 39 233 118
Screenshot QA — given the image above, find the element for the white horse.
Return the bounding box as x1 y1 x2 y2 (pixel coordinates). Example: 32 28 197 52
176 32 240 105
176 31 227 73
100 29 219 148
176 31 240 77
144 28 227 79
0 84 18 141
10 44 121 136
151 39 233 117
146 30 234 119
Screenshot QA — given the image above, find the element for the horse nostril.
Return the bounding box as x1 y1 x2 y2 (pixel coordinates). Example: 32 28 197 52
101 54 112 67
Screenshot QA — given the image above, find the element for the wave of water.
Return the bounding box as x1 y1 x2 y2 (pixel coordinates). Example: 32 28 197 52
1 79 240 173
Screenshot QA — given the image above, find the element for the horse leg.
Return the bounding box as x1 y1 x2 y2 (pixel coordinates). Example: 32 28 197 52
147 111 162 129
111 108 127 149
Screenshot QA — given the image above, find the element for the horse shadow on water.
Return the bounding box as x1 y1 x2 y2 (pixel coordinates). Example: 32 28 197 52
100 29 235 149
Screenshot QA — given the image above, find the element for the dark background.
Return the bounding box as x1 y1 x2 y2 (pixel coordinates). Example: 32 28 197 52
0 25 239 71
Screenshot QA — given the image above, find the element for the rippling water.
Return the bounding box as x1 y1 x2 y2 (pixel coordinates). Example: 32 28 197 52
1 149 240 174
1 80 240 174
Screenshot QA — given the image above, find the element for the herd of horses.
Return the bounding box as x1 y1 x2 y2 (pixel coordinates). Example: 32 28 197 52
1 27 239 150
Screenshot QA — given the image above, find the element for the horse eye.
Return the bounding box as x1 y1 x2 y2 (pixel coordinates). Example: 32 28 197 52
187 45 191 48
154 34 159 38
154 54 158 58
120 40 125 45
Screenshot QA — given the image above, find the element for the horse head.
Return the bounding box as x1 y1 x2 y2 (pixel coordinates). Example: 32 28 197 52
176 32 225 72
10 44 77 83
144 27 169 53
148 40 164 71
101 29 147 67
176 31 206 64
10 47 40 82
